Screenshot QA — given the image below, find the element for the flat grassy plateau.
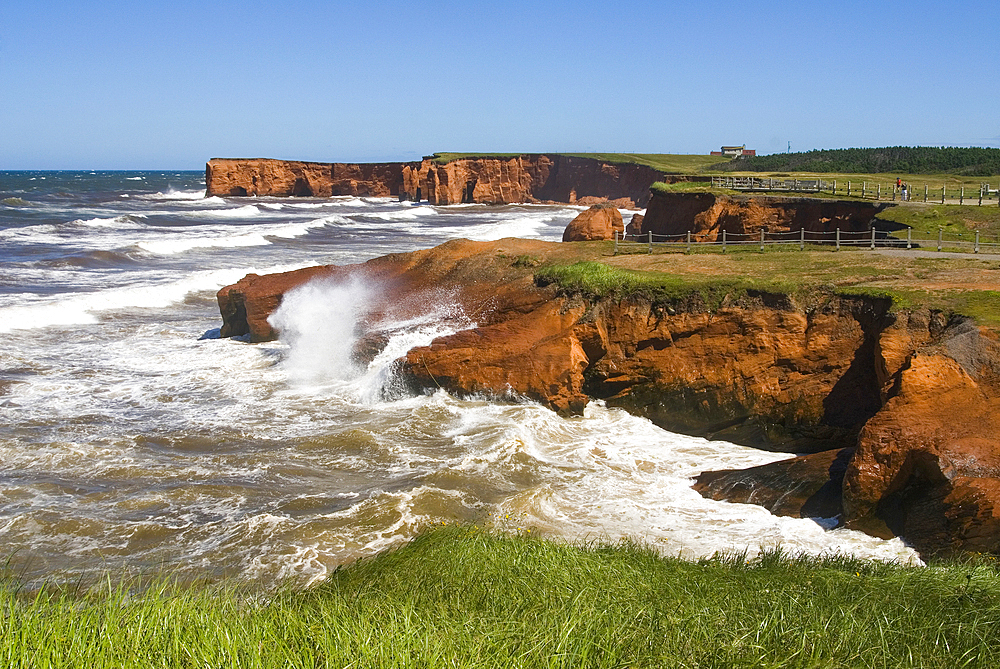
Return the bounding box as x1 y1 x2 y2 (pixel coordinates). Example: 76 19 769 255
5 526 1000 668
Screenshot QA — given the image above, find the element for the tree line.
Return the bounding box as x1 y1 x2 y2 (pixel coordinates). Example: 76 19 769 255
713 146 1000 176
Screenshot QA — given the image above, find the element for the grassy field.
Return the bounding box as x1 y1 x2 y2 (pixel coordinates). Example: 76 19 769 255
878 202 1000 237
529 242 1000 328
429 152 724 173
4 526 998 668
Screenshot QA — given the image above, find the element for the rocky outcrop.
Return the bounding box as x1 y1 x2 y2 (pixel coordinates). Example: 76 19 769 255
694 447 854 519
562 204 624 242
206 155 664 206
400 155 663 207
691 319 1000 557
215 238 1000 557
626 213 644 236
641 191 895 240
206 158 411 197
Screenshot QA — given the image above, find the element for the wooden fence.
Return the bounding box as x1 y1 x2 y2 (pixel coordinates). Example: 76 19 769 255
711 176 1000 205
614 227 1000 255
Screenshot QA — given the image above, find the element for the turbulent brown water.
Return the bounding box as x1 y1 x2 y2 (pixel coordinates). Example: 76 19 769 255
0 171 919 588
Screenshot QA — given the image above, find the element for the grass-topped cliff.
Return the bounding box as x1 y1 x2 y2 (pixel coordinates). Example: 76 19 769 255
428 152 723 173
6 525 999 668
534 243 1000 328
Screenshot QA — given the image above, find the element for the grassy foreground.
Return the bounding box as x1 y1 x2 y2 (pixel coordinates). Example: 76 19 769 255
4 526 1000 668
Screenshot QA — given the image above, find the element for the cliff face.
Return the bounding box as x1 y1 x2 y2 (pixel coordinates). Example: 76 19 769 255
641 191 895 240
215 238 1000 557
206 158 412 197
400 155 664 207
206 155 664 207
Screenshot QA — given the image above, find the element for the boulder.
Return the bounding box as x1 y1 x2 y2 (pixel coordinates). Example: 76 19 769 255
694 447 854 519
562 204 624 242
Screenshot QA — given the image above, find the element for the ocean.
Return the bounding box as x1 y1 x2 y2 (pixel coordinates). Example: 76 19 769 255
0 170 918 589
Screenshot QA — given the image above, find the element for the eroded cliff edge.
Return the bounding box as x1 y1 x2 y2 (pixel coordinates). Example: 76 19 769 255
216 238 1000 557
206 155 669 207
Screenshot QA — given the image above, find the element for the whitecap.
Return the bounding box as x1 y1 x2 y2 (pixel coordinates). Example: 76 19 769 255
186 205 261 218
144 189 207 200
0 264 310 333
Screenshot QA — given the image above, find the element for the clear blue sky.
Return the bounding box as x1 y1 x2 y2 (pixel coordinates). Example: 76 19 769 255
2 0 998 169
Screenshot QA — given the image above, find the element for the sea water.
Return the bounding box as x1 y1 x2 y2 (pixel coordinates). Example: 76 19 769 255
0 171 918 588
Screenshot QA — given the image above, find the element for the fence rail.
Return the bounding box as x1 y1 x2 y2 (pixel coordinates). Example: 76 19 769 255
711 176 1000 205
614 227 1000 255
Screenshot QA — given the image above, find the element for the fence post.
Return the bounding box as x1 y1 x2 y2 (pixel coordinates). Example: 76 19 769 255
924 184 928 202
614 230 618 254
877 184 881 200
976 230 980 254
942 185 946 204
833 180 837 196
648 230 652 254
760 228 765 252
722 229 727 253
907 227 912 249
686 230 691 253
863 182 867 199
870 226 876 249
961 186 964 205
937 227 943 252
836 227 840 251
800 227 805 251
847 181 851 197
892 185 896 201
980 186 984 206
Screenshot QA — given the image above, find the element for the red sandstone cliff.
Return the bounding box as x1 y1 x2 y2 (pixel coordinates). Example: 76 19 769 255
206 155 665 207
215 239 1000 557
206 158 410 197
640 191 895 239
400 155 664 207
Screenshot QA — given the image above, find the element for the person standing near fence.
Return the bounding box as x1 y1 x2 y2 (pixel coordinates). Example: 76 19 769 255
902 182 908 201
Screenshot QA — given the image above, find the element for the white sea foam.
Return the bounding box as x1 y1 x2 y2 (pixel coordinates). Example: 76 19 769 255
136 218 335 255
187 204 261 218
268 277 372 387
138 234 271 255
144 189 207 200
0 265 306 333
365 206 437 221
125 177 144 181
468 401 921 564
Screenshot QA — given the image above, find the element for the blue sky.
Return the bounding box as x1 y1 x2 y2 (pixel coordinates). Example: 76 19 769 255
2 0 998 169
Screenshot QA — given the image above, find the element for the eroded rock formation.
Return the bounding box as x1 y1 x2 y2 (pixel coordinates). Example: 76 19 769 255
641 191 895 239
562 204 624 242
206 158 410 197
215 238 1000 557
206 155 664 207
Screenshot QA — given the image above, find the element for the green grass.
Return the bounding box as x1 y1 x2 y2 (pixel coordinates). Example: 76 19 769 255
649 180 729 195
877 203 1000 238
5 526 999 668
429 152 727 173
535 260 798 309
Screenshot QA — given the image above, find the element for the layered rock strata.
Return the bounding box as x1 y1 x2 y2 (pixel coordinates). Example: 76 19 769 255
206 158 411 197
215 238 1000 556
640 191 895 239
206 155 664 207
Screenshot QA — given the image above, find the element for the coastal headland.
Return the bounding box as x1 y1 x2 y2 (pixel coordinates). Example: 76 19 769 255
206 154 686 208
217 234 1000 559
212 152 1000 558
